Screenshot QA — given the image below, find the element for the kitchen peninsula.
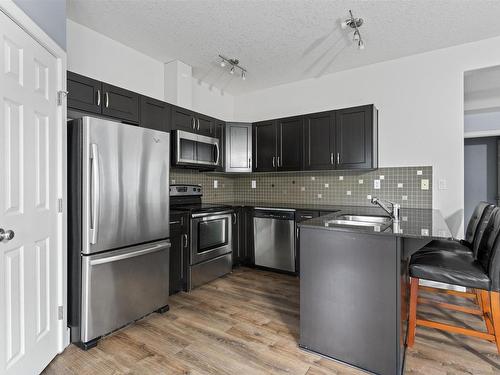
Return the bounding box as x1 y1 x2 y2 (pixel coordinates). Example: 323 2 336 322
299 207 452 375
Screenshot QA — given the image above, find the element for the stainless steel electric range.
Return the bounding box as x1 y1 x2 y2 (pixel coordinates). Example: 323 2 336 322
170 185 234 290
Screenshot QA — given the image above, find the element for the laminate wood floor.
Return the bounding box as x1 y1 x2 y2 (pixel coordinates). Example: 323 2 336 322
44 267 500 374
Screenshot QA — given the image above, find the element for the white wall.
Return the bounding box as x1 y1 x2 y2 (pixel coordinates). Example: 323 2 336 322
233 35 500 234
67 19 234 119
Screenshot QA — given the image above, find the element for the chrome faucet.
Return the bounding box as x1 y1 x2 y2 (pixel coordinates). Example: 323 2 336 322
371 197 400 223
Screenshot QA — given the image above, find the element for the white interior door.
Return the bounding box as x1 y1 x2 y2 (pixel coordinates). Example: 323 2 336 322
0 9 60 375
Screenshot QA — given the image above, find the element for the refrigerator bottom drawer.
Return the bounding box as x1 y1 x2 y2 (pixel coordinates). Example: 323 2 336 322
189 252 232 290
81 240 170 343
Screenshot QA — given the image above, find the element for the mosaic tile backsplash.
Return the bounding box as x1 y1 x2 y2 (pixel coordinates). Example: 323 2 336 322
170 166 433 208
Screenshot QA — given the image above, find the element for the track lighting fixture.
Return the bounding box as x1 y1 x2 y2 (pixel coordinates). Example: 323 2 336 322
340 10 365 50
218 54 247 80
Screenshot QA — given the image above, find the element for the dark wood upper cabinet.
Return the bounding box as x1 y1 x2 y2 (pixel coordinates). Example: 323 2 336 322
171 106 195 132
253 120 277 172
67 71 102 114
196 114 215 136
304 111 336 170
335 105 378 169
140 96 170 132
277 116 303 171
101 83 140 123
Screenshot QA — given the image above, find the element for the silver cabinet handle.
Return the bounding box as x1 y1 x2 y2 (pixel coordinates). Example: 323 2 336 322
0 228 15 241
214 143 220 165
277 156 281 167
272 156 276 167
197 119 200 131
330 152 334 165
248 158 252 168
232 212 237 225
337 153 340 165
89 144 100 245
192 117 196 130
96 89 101 106
296 227 299 239
104 92 109 108
183 234 188 248
302 215 313 219
169 220 181 225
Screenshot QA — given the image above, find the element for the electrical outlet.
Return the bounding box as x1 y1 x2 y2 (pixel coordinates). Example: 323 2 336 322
438 179 448 190
324 183 329 188
213 180 218 189
346 191 351 195
358 179 363 184
417 170 423 176
379 175 385 180
421 179 429 190
251 180 256 189
397 183 403 188
339 176 344 181
367 195 372 200
374 180 381 189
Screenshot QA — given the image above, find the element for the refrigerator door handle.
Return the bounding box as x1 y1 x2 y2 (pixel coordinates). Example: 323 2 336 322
89 143 100 244
89 242 170 266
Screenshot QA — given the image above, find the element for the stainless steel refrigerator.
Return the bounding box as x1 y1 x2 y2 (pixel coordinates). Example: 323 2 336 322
67 116 170 349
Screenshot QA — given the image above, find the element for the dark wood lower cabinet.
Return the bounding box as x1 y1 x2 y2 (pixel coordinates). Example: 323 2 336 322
232 206 254 266
169 212 189 295
295 210 320 275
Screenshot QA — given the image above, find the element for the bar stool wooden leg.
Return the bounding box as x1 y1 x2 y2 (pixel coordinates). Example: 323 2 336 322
407 277 419 347
490 291 500 354
480 290 495 335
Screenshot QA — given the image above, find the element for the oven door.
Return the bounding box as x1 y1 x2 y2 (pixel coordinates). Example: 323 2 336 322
191 212 232 265
173 130 220 168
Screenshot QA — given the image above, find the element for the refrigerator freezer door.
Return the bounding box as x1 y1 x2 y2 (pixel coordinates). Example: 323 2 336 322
81 240 170 343
81 116 170 254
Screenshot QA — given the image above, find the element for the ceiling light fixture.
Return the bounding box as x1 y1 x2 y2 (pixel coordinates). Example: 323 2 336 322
218 54 247 80
340 10 365 50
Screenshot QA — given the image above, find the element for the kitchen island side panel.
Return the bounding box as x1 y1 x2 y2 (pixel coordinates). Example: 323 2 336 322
300 227 400 375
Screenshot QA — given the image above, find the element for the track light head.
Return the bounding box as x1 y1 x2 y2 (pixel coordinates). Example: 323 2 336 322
230 66 235 75
358 40 365 50
220 60 226 67
241 71 246 80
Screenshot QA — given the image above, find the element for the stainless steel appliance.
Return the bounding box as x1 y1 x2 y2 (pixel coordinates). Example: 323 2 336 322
68 116 171 350
170 185 233 290
172 130 220 169
253 208 296 272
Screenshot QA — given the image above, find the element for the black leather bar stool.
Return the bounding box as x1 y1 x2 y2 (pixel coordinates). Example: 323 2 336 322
422 202 495 257
407 207 500 353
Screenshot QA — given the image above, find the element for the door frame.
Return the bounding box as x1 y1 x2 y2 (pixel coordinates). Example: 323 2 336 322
0 0 68 352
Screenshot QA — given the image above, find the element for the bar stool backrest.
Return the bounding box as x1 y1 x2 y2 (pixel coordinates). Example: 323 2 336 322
472 204 497 257
476 207 500 277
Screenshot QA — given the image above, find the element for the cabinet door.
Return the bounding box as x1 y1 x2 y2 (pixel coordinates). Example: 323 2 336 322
67 71 102 114
232 209 240 266
277 116 303 171
304 111 335 170
140 96 170 132
335 105 376 169
242 207 254 265
253 121 277 172
169 213 189 295
171 106 195 132
295 211 319 275
101 83 140 123
196 114 214 136
225 123 252 172
214 120 225 172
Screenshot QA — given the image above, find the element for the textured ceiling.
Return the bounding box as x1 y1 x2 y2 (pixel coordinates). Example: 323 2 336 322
67 0 500 95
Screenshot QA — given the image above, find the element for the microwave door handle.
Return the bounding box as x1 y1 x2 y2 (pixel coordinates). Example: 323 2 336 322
89 144 100 244
214 143 220 165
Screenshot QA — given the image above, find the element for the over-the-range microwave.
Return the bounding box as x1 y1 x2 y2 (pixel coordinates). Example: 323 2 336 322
172 130 220 169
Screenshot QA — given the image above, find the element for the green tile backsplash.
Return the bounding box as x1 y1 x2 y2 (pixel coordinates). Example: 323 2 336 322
170 166 433 208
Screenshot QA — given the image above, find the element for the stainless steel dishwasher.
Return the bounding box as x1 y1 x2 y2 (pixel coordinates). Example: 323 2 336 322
253 208 296 272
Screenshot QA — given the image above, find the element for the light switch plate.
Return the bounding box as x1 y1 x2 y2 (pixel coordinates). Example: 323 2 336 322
213 180 218 189
421 179 429 190
374 180 381 189
251 180 256 189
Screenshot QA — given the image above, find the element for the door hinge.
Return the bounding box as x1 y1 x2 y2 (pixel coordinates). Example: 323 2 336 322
57 198 63 213
57 90 69 106
58 306 64 320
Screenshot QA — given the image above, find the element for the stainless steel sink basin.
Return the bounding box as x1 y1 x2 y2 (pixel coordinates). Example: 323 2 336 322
337 215 391 224
325 214 392 229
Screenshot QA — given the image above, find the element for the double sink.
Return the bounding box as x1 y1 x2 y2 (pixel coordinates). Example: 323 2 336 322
326 214 392 230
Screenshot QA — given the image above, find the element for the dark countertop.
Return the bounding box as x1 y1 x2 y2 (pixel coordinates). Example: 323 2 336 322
214 201 452 241
299 206 453 240
216 201 343 212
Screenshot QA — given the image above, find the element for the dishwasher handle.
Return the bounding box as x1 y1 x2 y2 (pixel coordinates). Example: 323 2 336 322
254 210 295 220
